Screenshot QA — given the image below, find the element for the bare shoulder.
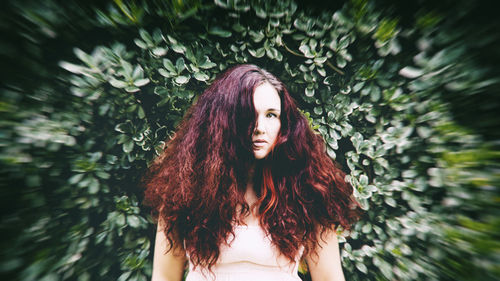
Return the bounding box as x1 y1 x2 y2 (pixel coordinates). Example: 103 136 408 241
151 221 187 281
305 227 345 281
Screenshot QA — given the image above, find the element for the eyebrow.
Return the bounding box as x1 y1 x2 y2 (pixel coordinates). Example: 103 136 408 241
267 108 281 112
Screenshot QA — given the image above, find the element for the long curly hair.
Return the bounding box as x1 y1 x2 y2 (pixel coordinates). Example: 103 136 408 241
143 64 360 272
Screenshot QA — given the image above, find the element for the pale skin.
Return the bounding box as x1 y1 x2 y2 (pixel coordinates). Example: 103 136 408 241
151 83 346 281
305 228 346 281
151 217 187 281
151 188 346 281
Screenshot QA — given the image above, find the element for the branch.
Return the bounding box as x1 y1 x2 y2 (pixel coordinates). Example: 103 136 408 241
325 60 345 76
282 42 305 57
282 42 345 76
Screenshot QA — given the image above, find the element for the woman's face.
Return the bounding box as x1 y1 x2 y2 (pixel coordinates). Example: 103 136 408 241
252 82 281 159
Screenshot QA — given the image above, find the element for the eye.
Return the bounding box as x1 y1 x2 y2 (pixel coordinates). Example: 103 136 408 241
266 112 278 118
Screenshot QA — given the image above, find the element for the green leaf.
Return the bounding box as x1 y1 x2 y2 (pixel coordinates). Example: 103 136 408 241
230 44 239 52
158 68 172 78
317 67 326 77
208 26 232 38
171 43 186 54
305 87 315 97
338 35 350 49
152 28 163 42
185 48 195 63
362 223 372 233
121 60 133 79
74 48 93 66
385 197 397 207
375 19 398 42
137 106 145 119
115 121 133 133
293 18 307 31
162 58 176 73
327 147 336 159
313 106 323 115
292 33 306 41
323 76 335 85
88 177 99 194
69 173 84 185
165 34 177 44
139 29 153 46
309 38 318 50
249 30 265 43
134 39 147 49
118 272 131 281
132 65 144 80
360 174 369 186
274 49 283 61
248 47 265 58
361 85 371 96
123 140 134 153
199 56 217 69
314 56 327 64
336 56 347 68
133 78 150 87
193 71 209 81
232 23 246 33
353 82 365 92
370 85 381 102
109 78 128 88
356 262 368 273
174 75 190 84
116 213 126 227
59 61 86 75
299 44 314 58
132 132 144 142
399 66 424 78
340 86 351 95
255 7 267 18
127 215 140 228
154 86 169 96
379 259 394 279
176 57 186 73
125 86 140 93
96 171 110 179
152 47 167 57
328 138 338 150
270 17 280 27
266 47 279 60
341 50 352 62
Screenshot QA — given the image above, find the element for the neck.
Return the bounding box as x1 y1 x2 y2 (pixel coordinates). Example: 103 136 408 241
247 162 255 180
244 162 259 210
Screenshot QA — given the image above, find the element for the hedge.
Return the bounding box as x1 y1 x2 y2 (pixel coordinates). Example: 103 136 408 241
1 0 498 281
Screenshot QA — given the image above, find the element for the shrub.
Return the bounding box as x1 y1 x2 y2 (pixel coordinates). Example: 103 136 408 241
1 0 498 280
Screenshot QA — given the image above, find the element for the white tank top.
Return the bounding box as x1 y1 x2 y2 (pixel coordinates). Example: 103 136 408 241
185 224 304 281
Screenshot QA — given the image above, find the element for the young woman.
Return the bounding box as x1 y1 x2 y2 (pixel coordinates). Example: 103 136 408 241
143 64 360 281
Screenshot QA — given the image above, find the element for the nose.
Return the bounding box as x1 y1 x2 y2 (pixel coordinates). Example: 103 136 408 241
253 118 264 135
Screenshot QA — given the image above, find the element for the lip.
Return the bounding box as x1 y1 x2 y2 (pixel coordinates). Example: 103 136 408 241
252 139 267 148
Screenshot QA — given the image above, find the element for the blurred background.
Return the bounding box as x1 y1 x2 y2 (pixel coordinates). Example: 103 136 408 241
1 0 499 280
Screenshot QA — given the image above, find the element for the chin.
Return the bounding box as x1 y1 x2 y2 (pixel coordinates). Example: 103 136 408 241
253 151 270 160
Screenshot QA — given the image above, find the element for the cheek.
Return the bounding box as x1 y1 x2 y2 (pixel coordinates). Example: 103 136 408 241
272 121 281 138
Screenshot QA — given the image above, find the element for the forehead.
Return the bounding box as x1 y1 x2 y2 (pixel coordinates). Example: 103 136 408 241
253 82 281 111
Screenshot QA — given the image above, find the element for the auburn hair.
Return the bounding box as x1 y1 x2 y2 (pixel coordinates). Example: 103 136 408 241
143 64 360 272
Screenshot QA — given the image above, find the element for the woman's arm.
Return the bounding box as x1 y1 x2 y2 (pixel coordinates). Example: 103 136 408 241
151 220 187 281
305 227 345 281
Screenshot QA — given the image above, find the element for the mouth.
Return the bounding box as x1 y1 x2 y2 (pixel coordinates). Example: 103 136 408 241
252 140 267 148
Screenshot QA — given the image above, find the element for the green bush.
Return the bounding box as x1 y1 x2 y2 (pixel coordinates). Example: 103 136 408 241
1 0 498 280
